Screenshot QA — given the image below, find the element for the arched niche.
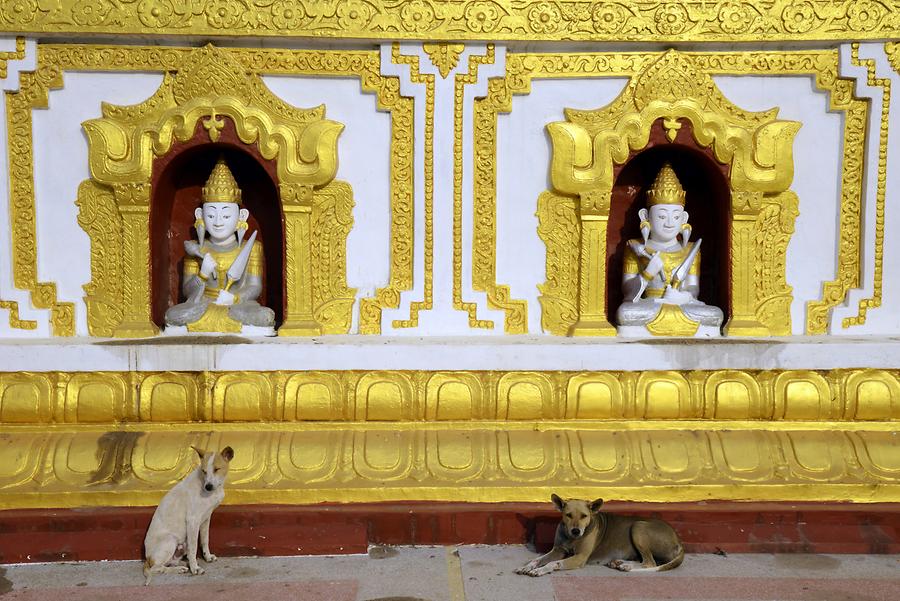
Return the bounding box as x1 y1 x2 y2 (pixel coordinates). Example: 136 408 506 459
606 119 732 326
149 118 285 329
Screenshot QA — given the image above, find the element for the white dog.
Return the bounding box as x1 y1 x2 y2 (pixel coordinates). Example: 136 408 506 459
143 445 233 585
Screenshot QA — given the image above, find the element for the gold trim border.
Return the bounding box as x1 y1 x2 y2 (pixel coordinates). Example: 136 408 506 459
2 368 898 424
1 1 899 42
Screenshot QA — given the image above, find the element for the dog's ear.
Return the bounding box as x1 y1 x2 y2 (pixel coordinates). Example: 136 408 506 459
220 446 234 462
191 445 205 460
551 494 565 512
590 498 604 513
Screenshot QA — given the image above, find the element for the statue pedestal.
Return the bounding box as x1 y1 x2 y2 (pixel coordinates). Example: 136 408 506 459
617 324 721 338
163 325 276 337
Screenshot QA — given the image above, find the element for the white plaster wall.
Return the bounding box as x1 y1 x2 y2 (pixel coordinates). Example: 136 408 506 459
496 78 631 335
32 71 164 336
262 75 392 334
713 75 843 335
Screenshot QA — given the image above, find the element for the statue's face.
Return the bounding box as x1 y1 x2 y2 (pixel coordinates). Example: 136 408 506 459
202 202 240 244
648 204 686 244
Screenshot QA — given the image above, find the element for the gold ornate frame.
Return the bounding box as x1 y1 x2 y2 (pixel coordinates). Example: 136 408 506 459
543 50 800 336
469 48 871 337
78 44 353 337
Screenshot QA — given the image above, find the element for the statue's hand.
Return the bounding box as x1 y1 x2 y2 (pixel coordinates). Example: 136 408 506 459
215 289 236 306
645 253 665 277
200 254 218 280
662 286 694 305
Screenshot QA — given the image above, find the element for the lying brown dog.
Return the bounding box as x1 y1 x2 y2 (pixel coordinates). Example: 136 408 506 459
515 495 684 577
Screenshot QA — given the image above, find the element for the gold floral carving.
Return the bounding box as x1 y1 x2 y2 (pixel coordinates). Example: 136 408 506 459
391 45 435 330
0 301 37 330
543 50 800 336
841 44 889 329
471 55 529 333
70 44 358 336
0 2 897 42
423 43 465 79
5 53 76 336
803 54 870 334
453 46 499 330
536 192 580 336
0 36 25 79
357 62 415 335
1 368 898 507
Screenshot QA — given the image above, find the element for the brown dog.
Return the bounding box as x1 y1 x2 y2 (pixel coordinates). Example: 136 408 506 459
515 495 684 577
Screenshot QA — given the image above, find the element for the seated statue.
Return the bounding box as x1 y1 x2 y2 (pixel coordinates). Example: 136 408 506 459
616 162 723 337
165 158 275 334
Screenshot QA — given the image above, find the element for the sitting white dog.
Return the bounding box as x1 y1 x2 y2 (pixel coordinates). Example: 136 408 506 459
143 445 233 585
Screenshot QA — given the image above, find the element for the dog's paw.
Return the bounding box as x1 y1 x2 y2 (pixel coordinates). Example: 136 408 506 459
515 560 540 575
189 566 205 576
176 566 190 574
608 559 625 569
203 553 218 563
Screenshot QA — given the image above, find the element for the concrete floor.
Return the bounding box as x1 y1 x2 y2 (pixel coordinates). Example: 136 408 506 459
1 547 898 600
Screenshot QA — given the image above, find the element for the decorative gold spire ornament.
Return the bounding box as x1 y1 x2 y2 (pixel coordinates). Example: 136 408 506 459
202 159 242 204
647 162 686 206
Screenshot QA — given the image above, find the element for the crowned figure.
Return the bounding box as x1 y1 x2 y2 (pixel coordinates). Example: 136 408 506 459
616 162 723 337
165 158 275 334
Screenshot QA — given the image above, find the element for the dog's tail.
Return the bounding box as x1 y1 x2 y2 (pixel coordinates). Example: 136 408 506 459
628 543 684 572
656 543 684 572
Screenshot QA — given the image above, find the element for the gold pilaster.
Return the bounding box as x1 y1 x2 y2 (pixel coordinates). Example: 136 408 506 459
280 184 319 336
570 214 616 336
114 204 158 338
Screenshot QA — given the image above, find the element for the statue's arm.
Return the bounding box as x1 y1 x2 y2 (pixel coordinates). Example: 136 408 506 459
233 244 264 303
621 245 646 301
181 257 206 301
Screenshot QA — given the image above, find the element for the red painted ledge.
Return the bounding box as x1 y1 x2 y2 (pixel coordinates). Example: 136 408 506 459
1 502 898 564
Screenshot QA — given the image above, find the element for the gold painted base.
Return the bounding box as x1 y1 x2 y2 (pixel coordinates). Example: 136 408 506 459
0 368 898 509
0 422 897 509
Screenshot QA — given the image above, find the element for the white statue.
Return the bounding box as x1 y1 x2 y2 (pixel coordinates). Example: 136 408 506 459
616 162 723 337
165 158 275 334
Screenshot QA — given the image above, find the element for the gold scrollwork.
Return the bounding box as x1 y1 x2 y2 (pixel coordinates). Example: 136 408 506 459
453 46 498 330
358 54 415 335
0 2 897 42
804 53 870 334
5 53 76 335
0 36 25 79
391 45 435 330
841 43 889 329
471 51 529 333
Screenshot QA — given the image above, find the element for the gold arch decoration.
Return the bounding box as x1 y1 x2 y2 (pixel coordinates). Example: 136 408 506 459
542 50 801 336
0 1 897 42
78 44 356 337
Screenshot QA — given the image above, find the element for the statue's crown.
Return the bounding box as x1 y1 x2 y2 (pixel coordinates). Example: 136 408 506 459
647 162 686 206
202 158 242 204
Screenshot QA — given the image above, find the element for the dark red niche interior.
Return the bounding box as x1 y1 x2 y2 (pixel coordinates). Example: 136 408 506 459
149 118 285 329
606 119 732 326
